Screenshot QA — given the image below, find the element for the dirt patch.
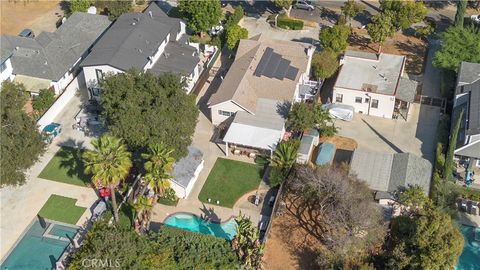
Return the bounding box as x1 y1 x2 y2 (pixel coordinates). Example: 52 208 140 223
263 194 323 270
1 0 64 36
319 135 357 151
348 28 427 75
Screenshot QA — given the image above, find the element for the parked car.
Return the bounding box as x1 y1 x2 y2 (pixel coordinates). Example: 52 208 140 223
42 123 62 144
18 28 35 38
293 0 315 11
471 15 480 23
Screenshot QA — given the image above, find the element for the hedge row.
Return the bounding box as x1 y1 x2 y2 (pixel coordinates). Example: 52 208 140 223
277 17 304 30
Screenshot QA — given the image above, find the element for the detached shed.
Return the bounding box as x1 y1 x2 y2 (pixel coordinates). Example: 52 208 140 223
170 146 204 199
297 129 320 164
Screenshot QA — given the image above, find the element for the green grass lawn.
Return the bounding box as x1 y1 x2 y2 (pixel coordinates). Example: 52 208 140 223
199 158 264 208
38 195 87 224
38 146 90 187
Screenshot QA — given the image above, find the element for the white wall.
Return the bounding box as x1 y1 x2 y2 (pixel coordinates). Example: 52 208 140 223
210 101 247 125
0 58 14 83
170 181 187 199
185 64 200 94
170 159 204 199
50 70 75 95
37 72 83 131
333 87 395 119
144 34 170 70
178 22 186 40
82 65 124 90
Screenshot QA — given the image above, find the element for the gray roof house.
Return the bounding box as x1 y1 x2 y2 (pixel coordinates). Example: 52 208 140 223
452 62 480 167
349 149 432 198
333 50 418 120
170 146 204 199
80 2 200 94
0 12 111 94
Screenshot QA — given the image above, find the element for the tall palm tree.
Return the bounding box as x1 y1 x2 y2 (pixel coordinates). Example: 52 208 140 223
270 139 300 172
133 195 153 232
83 135 132 222
141 143 175 197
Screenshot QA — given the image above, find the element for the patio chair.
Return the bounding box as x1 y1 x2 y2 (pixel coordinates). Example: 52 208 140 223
461 199 467 211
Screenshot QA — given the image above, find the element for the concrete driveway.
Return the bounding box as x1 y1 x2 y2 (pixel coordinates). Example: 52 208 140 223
335 103 440 163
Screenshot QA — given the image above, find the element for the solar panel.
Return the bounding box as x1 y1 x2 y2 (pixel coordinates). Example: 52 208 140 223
285 66 299 80
254 47 273 77
263 52 282 78
273 59 291 80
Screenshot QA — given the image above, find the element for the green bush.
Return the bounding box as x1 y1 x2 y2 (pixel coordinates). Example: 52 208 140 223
277 16 304 30
459 187 480 201
32 88 56 112
226 5 244 27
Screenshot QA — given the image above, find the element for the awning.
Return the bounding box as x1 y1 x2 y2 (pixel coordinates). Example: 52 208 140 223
224 122 284 151
14 74 51 93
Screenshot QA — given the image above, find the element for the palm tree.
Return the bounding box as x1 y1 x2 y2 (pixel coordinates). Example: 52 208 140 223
83 135 132 222
133 195 153 232
141 143 175 197
270 139 300 172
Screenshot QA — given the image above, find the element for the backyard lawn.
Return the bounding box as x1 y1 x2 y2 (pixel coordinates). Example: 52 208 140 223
38 195 87 224
199 158 264 208
38 146 90 187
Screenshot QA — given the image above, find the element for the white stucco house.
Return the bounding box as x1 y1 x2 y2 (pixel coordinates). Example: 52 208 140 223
333 50 418 120
0 12 111 95
208 35 315 156
80 2 201 99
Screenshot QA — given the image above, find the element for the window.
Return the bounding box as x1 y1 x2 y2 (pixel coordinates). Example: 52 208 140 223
0 62 6 73
355 97 362 103
371 99 379 108
364 97 370 103
335 93 343 103
218 110 234 117
90 87 101 97
95 69 103 82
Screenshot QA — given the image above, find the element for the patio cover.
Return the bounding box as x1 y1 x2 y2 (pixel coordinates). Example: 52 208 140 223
14 74 51 93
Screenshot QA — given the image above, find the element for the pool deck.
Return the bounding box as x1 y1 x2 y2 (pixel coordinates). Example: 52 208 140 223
458 212 480 227
0 144 97 260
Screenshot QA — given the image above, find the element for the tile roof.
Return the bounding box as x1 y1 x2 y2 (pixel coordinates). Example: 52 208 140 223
1 12 111 81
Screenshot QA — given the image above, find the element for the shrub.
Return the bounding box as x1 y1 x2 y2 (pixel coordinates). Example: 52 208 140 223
32 88 56 112
311 50 339 80
226 5 244 27
459 187 480 201
277 16 304 30
226 25 248 50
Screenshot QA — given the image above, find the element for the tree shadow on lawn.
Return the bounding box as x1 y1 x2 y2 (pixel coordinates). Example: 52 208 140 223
57 140 91 186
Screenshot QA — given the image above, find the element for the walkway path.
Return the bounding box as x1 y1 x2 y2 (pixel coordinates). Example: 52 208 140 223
0 87 97 261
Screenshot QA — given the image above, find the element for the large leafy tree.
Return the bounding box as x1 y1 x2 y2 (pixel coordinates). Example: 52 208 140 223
69 0 92 13
178 0 222 35
288 166 386 268
287 102 337 135
367 11 396 53
0 81 45 187
273 0 293 16
100 70 198 159
341 0 364 26
319 23 351 54
32 88 56 112
433 26 480 71
454 0 468 27
386 204 464 269
83 135 132 222
311 50 339 80
106 0 132 21
380 0 427 30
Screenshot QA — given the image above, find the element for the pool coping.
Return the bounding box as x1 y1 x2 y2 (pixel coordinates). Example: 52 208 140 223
0 216 80 266
162 211 236 225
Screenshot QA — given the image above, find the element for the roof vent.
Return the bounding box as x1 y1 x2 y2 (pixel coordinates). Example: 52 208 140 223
148 11 153 18
165 53 170 59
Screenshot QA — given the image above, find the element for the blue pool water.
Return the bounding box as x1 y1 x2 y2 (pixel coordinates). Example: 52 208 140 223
1 221 78 270
455 225 480 270
164 213 237 240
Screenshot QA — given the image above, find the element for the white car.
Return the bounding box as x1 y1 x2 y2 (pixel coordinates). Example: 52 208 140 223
471 15 480 23
293 0 315 11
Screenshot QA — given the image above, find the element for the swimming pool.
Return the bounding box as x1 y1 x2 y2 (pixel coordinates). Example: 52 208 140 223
455 225 480 270
164 213 237 240
0 220 79 270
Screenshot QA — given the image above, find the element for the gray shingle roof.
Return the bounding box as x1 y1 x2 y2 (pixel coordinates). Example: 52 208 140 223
455 140 480 159
149 39 199 75
350 150 432 194
465 80 480 135
458 61 480 86
171 146 204 188
80 3 185 72
1 12 110 81
396 78 417 103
